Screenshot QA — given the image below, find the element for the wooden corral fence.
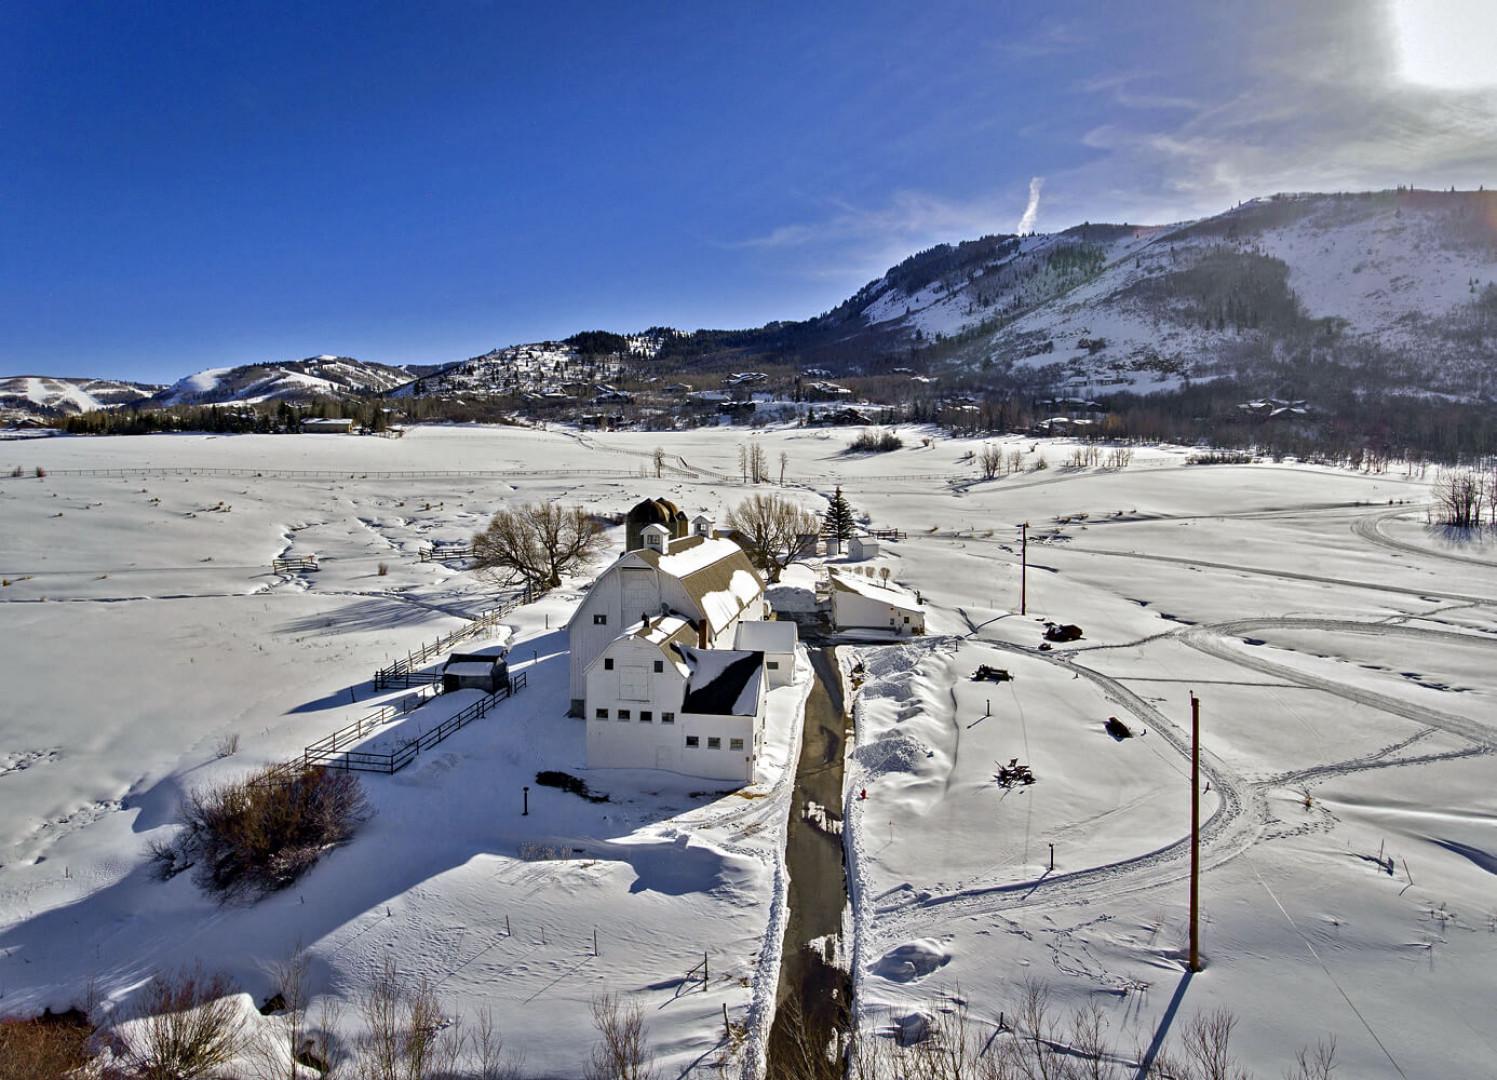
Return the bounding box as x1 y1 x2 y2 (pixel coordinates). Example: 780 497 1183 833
372 601 519 689
418 543 476 562
272 554 319 573
867 528 907 541
305 671 528 775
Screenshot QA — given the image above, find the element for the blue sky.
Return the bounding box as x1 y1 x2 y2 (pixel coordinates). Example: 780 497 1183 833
4 1 1497 382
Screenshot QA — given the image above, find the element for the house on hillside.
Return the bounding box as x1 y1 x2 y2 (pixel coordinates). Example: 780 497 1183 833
733 619 798 688
568 499 767 716
830 572 925 635
302 417 355 434
584 616 766 782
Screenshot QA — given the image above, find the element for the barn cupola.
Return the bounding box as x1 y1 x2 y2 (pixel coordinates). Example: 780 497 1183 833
691 513 714 537
640 522 671 554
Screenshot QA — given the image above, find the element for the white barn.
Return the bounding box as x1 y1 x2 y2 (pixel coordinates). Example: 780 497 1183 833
567 526 767 716
584 615 766 782
830 573 925 634
733 619 799 688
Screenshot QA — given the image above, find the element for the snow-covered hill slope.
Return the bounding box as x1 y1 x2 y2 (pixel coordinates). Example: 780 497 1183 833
844 190 1497 396
0 375 162 419
388 332 667 400
157 355 413 406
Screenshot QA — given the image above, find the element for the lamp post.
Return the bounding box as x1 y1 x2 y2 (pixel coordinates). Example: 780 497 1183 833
523 785 530 817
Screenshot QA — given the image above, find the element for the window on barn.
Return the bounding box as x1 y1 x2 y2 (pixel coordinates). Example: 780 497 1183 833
707 737 721 749
593 614 607 625
653 660 664 673
767 661 779 670
685 735 699 748
662 712 675 724
604 658 614 670
595 707 608 719
618 709 630 720
640 711 652 722
730 738 744 751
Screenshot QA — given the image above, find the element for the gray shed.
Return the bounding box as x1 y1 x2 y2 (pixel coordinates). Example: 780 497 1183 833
442 651 509 694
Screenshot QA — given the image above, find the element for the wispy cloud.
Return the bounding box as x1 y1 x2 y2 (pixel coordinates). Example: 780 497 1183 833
1016 177 1044 234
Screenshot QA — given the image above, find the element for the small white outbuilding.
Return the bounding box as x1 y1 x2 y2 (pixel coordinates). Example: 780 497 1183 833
847 534 880 560
733 619 799 688
830 572 925 635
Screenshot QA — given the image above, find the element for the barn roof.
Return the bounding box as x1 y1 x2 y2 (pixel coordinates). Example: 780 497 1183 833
633 536 764 634
675 646 764 716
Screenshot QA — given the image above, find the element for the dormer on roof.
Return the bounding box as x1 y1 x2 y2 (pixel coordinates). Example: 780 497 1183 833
641 522 671 554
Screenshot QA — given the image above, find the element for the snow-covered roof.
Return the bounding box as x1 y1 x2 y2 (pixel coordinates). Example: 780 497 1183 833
830 573 924 611
443 661 497 678
676 646 764 716
733 620 798 653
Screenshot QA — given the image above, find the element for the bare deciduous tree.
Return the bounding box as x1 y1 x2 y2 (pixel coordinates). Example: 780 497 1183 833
725 493 821 582
652 447 665 479
978 443 1004 480
1433 469 1486 528
473 502 607 590
584 993 657 1080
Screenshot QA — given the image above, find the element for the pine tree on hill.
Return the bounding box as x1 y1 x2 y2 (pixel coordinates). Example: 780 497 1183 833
825 486 856 541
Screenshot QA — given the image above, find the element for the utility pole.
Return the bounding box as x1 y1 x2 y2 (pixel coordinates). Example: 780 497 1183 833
1020 522 1029 615
1189 693 1201 972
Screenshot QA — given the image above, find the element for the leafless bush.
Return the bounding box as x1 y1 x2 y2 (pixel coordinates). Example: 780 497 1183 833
1030 452 1049 472
215 732 240 759
378 562 390 577
0 1011 92 1080
1105 447 1133 469
849 980 1333 1080
8 465 22 478
121 966 247 1080
34 465 46 478
584 992 657 1080
358 958 462 1080
849 429 904 453
978 443 1004 480
173 765 371 899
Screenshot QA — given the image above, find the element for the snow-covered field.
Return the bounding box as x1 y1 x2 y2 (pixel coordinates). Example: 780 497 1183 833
1 424 1494 1078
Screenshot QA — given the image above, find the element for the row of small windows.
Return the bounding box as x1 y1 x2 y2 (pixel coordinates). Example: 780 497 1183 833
685 736 745 751
595 707 674 723
602 658 664 672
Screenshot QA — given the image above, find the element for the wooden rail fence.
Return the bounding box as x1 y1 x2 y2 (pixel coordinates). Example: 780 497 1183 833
372 600 520 689
305 671 528 775
272 555 319 573
418 544 476 562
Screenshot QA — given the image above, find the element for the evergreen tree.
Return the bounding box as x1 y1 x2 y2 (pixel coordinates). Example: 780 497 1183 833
824 486 856 540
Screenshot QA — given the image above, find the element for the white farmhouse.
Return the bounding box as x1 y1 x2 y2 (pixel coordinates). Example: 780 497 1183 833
830 572 925 634
584 616 766 783
567 517 767 716
733 619 799 688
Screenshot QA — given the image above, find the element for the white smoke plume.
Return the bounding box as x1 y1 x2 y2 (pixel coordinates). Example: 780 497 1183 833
1017 176 1044 234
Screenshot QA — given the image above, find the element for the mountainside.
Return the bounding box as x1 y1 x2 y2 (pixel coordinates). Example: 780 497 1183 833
833 189 1497 397
156 355 413 407
0 375 162 419
388 332 670 400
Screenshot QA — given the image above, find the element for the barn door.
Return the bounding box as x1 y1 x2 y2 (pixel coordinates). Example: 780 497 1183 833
621 568 655 627
620 666 649 700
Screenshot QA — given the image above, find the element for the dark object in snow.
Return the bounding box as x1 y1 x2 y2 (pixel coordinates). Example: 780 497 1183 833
971 665 1013 682
1037 642 1053 652
995 758 1037 788
1105 716 1134 740
442 650 509 694
1043 622 1083 642
536 769 610 803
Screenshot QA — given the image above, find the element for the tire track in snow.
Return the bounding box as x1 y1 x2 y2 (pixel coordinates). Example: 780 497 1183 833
1352 507 1497 570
